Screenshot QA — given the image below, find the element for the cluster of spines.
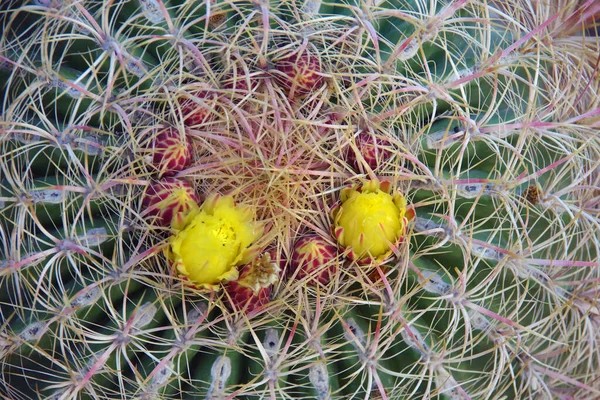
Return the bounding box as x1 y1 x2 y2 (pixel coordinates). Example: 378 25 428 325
0 0 599 399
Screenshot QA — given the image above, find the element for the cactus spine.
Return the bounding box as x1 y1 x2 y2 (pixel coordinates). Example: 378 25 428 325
1 0 599 399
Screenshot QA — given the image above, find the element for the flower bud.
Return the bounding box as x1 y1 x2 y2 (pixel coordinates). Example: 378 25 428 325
142 178 200 230
275 50 323 96
289 235 338 286
332 180 414 263
148 128 192 177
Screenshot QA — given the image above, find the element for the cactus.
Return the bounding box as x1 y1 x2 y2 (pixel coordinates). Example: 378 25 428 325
1 0 599 399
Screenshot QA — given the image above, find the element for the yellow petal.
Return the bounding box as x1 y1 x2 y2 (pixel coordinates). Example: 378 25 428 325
169 194 262 287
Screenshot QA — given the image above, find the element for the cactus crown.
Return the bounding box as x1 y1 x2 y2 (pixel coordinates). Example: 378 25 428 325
1 0 599 399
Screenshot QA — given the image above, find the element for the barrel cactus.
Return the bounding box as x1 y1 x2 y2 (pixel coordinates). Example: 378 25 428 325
1 0 599 398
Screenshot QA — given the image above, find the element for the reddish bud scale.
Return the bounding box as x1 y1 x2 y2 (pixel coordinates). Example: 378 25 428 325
180 91 213 126
150 128 192 176
275 51 323 96
141 177 200 229
225 265 272 312
347 131 393 172
289 235 338 286
367 264 391 286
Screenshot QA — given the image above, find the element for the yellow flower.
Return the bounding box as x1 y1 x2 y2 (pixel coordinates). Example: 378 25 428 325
332 180 413 263
169 194 263 289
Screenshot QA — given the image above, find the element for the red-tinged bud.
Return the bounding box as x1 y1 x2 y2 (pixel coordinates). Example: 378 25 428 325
141 178 200 230
180 91 214 126
289 235 338 286
346 131 393 172
225 253 280 313
149 128 192 176
275 51 324 96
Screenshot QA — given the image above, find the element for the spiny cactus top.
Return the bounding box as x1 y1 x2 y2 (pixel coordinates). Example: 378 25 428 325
1 0 599 399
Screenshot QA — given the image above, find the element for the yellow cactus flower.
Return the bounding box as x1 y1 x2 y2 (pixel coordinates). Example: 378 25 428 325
332 180 414 263
169 194 263 289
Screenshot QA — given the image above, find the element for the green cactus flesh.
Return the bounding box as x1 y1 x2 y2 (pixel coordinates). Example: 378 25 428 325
1 0 599 399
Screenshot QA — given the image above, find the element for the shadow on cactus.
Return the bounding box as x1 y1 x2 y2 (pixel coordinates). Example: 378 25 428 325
1 0 599 399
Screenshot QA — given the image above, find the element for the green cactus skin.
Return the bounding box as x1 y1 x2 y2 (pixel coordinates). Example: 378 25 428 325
1 0 599 399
